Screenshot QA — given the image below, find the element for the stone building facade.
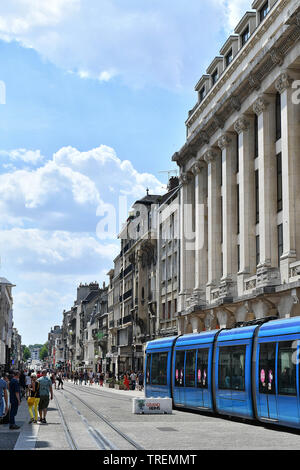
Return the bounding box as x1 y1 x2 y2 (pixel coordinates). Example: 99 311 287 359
0 277 15 373
173 0 300 332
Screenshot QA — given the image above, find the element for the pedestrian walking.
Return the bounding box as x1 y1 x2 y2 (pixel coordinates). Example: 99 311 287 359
57 372 64 390
25 371 32 398
138 371 144 391
130 371 137 390
37 369 53 424
19 370 26 398
84 371 88 385
27 373 40 424
0 373 9 422
9 371 21 430
123 373 130 391
51 372 56 390
99 372 104 387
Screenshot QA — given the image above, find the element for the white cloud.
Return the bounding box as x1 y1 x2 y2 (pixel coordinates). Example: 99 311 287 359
0 148 44 164
0 0 252 90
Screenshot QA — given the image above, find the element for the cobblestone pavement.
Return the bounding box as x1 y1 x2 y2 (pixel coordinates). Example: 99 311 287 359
1 381 300 450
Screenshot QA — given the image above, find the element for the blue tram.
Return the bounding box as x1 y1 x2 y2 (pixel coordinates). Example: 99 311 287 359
145 316 300 429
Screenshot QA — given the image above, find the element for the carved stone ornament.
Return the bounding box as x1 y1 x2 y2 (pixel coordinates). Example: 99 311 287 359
218 134 232 150
253 96 269 116
199 131 209 145
248 74 261 90
269 48 284 67
192 160 206 175
179 172 192 185
230 96 241 112
234 116 249 134
296 12 300 27
275 72 292 94
213 114 225 129
204 149 217 164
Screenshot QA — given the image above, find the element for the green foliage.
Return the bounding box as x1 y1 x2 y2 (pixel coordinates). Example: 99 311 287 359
39 344 48 361
23 346 31 361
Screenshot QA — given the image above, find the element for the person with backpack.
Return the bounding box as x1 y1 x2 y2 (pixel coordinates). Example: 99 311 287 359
0 373 8 423
37 370 53 424
27 373 40 424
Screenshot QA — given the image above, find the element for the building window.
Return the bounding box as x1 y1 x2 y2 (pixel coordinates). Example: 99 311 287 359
256 235 260 267
276 92 281 141
162 303 165 320
167 301 171 320
277 152 282 212
255 170 259 224
237 184 240 235
236 133 239 173
237 245 240 272
241 26 250 46
254 114 259 159
259 2 269 23
278 224 283 263
225 49 233 67
199 86 205 102
212 69 218 85
174 298 177 315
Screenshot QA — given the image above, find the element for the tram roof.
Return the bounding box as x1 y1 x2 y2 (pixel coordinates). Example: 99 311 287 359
258 316 300 338
146 336 178 351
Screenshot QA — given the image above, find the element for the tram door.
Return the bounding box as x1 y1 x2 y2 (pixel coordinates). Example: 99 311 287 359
196 349 209 408
258 342 278 420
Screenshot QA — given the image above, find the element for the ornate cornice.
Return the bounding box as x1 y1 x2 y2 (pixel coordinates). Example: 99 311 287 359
275 71 293 93
269 47 284 67
234 116 250 134
230 96 241 112
253 95 269 116
248 74 261 91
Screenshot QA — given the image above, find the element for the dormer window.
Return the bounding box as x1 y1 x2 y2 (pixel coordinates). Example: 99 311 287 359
225 49 233 67
212 69 218 85
199 86 206 102
259 2 269 22
241 26 250 46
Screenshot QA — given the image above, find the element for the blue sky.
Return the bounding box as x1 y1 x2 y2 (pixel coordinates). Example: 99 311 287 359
0 0 250 345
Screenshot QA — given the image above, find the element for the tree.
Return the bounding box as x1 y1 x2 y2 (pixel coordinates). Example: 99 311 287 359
23 346 31 362
39 343 48 361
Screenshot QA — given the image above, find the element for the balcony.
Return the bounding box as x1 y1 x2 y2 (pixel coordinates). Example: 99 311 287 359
289 261 300 281
123 314 132 325
123 289 133 301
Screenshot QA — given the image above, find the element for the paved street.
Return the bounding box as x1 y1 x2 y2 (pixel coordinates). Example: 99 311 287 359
1 381 300 451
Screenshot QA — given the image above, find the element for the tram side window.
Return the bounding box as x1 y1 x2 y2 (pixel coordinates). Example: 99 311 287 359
151 352 168 386
185 350 196 387
259 342 276 394
146 354 151 385
175 351 185 387
218 346 246 391
278 341 297 396
197 349 209 389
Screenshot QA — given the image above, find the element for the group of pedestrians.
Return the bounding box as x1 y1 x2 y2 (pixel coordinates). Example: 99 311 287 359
123 371 144 391
0 369 53 429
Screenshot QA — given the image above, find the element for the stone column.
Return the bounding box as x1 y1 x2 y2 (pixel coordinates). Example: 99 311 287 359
253 95 279 286
179 171 195 311
218 133 238 294
234 115 256 293
192 160 208 301
275 71 300 282
204 148 222 296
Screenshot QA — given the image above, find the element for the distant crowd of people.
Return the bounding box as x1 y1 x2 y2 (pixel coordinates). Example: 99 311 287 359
0 367 144 429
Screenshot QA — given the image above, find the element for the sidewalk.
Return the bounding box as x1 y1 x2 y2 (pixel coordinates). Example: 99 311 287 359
64 380 145 398
0 398 39 450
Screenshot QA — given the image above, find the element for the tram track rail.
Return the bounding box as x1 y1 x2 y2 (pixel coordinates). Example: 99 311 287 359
53 394 78 450
61 386 144 450
63 382 132 402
